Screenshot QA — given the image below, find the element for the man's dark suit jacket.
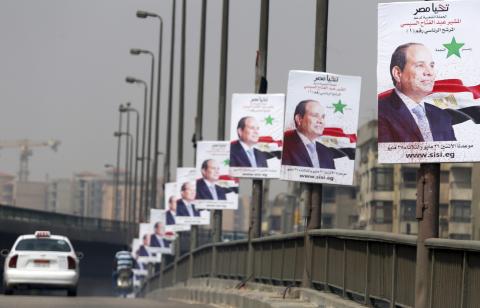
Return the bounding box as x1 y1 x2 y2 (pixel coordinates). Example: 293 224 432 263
281 130 335 169
378 91 456 142
196 179 230 200
230 141 269 167
166 210 175 225
176 199 200 217
150 234 171 248
137 245 149 257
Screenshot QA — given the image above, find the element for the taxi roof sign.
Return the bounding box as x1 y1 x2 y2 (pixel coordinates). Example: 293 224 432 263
34 231 51 238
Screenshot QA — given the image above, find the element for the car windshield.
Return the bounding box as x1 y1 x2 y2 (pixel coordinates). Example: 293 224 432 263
15 239 72 252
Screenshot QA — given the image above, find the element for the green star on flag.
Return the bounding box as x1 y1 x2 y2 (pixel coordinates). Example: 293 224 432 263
223 159 230 166
443 37 464 58
332 100 347 114
265 115 274 125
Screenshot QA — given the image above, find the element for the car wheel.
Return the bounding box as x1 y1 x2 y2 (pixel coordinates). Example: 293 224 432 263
67 287 77 297
3 288 13 295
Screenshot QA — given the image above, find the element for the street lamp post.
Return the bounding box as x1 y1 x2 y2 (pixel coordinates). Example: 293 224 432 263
120 103 141 223
130 49 155 219
126 76 149 219
136 9 164 213
104 163 116 221
114 130 133 222
113 106 124 220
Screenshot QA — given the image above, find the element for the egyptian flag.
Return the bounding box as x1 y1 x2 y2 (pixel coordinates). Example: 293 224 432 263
429 79 480 124
379 79 480 143
322 127 357 160
379 79 480 124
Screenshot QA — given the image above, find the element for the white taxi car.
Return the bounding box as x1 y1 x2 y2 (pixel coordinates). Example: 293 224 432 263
2 231 80 296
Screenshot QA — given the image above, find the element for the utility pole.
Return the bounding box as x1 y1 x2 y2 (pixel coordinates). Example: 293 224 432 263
163 0 177 185
302 0 328 289
189 0 207 280
212 0 229 246
247 0 269 278
114 110 123 220
414 164 440 308
210 0 229 278
177 0 186 169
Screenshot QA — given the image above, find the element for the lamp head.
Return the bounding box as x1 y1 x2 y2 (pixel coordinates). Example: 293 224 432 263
130 48 141 55
125 76 137 83
136 10 157 18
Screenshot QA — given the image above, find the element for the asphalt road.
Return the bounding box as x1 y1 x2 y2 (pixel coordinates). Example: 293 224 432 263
0 295 215 308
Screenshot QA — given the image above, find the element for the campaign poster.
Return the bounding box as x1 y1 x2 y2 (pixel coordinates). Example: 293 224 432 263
229 93 285 178
138 223 161 262
163 182 190 232
174 167 210 225
148 209 176 255
133 227 156 263
195 141 239 210
378 1 480 163
131 238 148 276
280 70 361 185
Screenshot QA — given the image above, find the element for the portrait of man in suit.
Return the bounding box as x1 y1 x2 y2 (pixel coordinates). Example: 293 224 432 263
166 196 176 225
150 222 171 248
136 234 150 257
176 181 200 217
196 159 234 200
230 116 269 168
378 42 456 143
282 100 335 169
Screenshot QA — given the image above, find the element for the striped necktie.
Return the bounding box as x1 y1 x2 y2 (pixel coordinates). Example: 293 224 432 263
412 105 433 142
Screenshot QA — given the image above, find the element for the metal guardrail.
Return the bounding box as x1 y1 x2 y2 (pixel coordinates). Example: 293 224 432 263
0 204 134 233
141 229 480 308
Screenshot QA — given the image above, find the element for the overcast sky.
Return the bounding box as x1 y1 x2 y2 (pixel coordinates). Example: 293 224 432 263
0 0 400 189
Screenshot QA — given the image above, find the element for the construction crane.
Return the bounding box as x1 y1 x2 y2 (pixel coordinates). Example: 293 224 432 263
0 139 61 182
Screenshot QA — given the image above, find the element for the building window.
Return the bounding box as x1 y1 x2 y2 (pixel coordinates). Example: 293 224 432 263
372 168 393 191
323 187 336 203
402 168 417 188
372 201 393 224
348 215 358 226
439 203 448 218
323 214 334 228
449 233 471 240
348 186 357 199
451 200 471 223
439 218 449 234
400 200 416 221
451 168 472 189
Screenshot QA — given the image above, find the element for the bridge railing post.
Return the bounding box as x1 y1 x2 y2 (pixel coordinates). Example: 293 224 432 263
210 243 217 278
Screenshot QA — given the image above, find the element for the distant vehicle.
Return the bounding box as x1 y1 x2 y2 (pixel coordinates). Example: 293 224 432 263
1 231 81 296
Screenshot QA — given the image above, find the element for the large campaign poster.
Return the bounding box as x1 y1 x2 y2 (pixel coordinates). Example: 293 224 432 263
131 238 148 276
135 225 157 263
163 182 190 232
175 167 210 225
148 209 176 255
195 141 239 210
280 70 361 185
378 1 480 163
229 93 285 178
